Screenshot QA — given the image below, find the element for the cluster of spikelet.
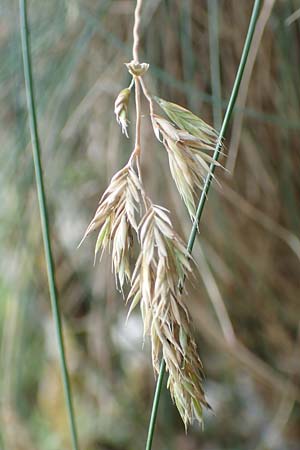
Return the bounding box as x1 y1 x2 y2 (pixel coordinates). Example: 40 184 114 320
152 98 222 221
80 60 220 428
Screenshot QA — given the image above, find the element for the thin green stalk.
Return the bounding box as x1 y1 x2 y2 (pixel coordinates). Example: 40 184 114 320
145 1 262 448
145 359 166 450
19 1 80 449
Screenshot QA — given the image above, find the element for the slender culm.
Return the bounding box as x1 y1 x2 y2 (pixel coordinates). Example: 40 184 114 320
19 1 80 449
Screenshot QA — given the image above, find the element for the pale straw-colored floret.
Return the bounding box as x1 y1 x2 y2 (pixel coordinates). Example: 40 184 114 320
127 202 209 427
80 165 142 289
114 88 131 137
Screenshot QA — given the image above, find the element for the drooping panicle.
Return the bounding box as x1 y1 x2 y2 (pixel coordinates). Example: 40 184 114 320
82 55 216 429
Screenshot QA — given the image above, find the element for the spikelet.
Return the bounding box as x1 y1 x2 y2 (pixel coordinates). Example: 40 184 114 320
127 202 209 427
114 88 131 137
152 98 222 221
80 165 142 289
155 97 218 142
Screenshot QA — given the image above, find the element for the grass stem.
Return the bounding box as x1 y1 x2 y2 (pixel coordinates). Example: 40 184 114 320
145 359 166 450
19 1 80 449
144 1 262 448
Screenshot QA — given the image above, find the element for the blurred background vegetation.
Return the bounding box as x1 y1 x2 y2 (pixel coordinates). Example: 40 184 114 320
1 1 300 449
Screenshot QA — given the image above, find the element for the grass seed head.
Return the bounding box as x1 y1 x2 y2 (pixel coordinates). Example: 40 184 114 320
81 165 142 289
127 201 208 427
114 88 131 138
154 96 218 141
152 112 222 221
